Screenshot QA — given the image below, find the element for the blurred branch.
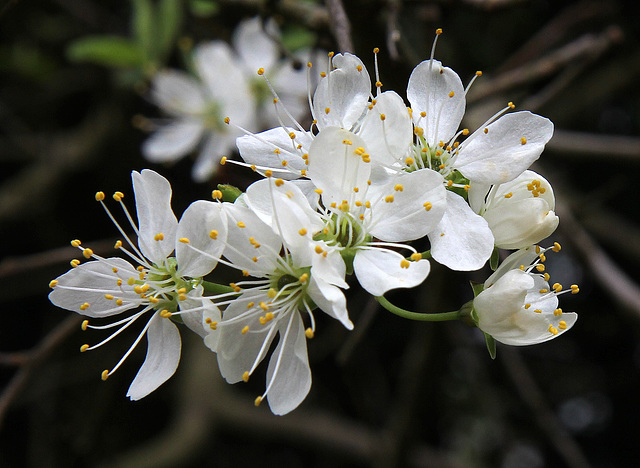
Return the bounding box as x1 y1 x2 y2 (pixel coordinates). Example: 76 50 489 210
325 0 353 53
548 130 640 161
0 315 81 432
500 348 593 468
467 26 623 104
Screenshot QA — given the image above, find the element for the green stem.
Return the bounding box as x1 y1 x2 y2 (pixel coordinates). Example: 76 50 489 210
375 295 460 322
202 281 235 295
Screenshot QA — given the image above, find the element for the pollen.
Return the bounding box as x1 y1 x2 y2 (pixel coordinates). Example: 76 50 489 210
49 280 58 288
81 320 89 330
571 284 580 294
241 326 249 335
315 245 324 254
71 239 82 247
114 240 123 249
356 65 363 71
160 310 172 318
257 67 264 75
275 178 284 187
305 328 314 339
82 248 93 259
508 102 515 109
414 127 424 136
320 72 327 78
462 129 469 136
423 202 432 211
70 259 80 267
520 137 527 145
484 128 489 134
80 344 90 352
553 283 563 292
548 325 558 335
436 28 443 35
95 192 105 201
375 81 383 88
552 242 562 252
254 396 262 407
179 237 190 244
394 184 404 192
410 253 422 261
504 192 513 198
264 170 273 178
536 264 545 272
400 259 410 269
534 309 542 314
243 371 250 382
154 233 164 241
325 107 330 114
281 160 288 167
342 139 353 145
380 113 386 121
299 273 309 284
420 112 426 118
237 221 246 228
558 320 568 329
405 157 414 165
101 370 110 381
554 308 563 316
209 230 218 239
524 303 531 309
299 228 307 236
209 321 218 330
448 91 455 98
224 117 230 124
385 195 394 203
211 190 223 200
104 294 114 300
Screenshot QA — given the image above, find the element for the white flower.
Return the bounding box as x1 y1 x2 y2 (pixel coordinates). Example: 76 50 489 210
469 170 559 250
473 245 578 346
203 192 350 415
48 170 226 399
303 126 446 296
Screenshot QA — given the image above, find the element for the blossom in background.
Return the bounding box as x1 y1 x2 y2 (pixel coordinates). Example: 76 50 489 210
473 245 578 345
143 17 316 181
208 188 351 415
48 170 226 399
469 170 559 250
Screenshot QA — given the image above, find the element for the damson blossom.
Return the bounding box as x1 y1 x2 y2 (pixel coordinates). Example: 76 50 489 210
472 245 578 345
48 170 226 399
468 170 559 250
199 194 351 415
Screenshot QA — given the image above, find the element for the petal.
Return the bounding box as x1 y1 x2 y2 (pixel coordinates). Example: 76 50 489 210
484 246 541 288
428 191 494 271
232 17 279 72
307 127 371 207
191 132 237 182
150 70 208 115
236 127 312 180
454 111 554 185
358 91 413 166
141 119 204 163
407 59 465 146
475 269 535 327
353 248 431 296
179 285 219 339
311 246 348 289
367 169 447 242
132 170 179 264
306 275 353 330
127 313 181 400
266 312 311 415
48 258 139 318
176 200 228 277
312 53 371 130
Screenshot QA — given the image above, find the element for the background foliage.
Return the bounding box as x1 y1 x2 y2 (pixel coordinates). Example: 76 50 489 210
1 0 639 467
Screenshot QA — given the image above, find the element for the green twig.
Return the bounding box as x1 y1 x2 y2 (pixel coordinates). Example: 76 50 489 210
375 296 460 322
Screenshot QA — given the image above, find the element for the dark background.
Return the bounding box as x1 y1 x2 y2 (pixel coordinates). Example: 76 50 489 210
1 1 639 467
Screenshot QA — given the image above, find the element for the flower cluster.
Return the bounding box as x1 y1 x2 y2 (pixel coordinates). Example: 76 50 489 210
49 29 578 415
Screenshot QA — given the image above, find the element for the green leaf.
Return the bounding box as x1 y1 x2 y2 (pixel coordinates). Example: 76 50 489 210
189 0 219 18
490 246 500 271
484 332 497 360
66 36 144 68
281 24 316 51
158 0 183 58
133 0 156 61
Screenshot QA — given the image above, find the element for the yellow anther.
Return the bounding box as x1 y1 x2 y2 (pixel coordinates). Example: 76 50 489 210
380 113 386 121
554 308 563 316
420 111 427 118
484 128 489 134
552 242 562 252
342 139 353 146
410 253 422 261
300 169 307 176
242 270 249 277
273 98 278 104
539 289 549 294
504 192 513 199
571 284 580 294
224 117 230 124
127 277 135 286
385 195 394 203
423 202 432 211
95 191 105 202
355 201 363 207
553 283 562 292
252 256 258 263
448 91 455 98
365 201 371 208
179 237 190 244
116 299 123 306
464 185 470 192
133 285 143 294
320 72 327 78
536 264 545 272
462 129 469 135
114 240 123 249
281 160 288 167
82 248 93 258
80 344 90 352
160 310 172 318
325 107 330 114
476 71 483 76
220 156 228 166
237 221 246 228
104 294 114 300
520 137 527 145
209 230 218 240
267 288 277 299
447 180 454 187
414 127 424 136
358 214 365 220
241 326 249 335
81 320 89 330
435 28 443 35
242 371 250 382
264 170 273 178
211 189 223 200
400 259 410 269
49 280 58 288
394 184 404 192
265 312 274 321
70 259 80 267
548 325 558 335
519 264 526 270
275 178 284 187
524 303 531 309
405 157 414 166
101 370 109 381
375 81 383 88
295 228 307 237
543 273 550 281
299 273 309 284
315 245 324 254
209 321 218 330
439 164 446 170
254 396 262 407
353 187 360 193
71 239 82 247
259 301 269 311
356 65 363 72
257 67 265 75
558 320 567 330
305 328 314 339
154 233 164 241
534 309 542 314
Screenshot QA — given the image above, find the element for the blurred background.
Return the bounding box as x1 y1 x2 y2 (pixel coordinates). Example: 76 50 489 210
1 0 639 467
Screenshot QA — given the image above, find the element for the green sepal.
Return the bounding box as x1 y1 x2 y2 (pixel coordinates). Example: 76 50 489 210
458 299 477 327
490 247 500 271
217 184 243 202
470 281 484 297
202 281 235 295
483 332 497 360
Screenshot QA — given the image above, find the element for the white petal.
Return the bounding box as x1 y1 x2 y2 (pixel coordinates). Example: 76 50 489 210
484 246 541 288
358 91 413 166
132 170 178 264
150 70 208 115
475 269 534 326
141 119 204 163
306 275 353 330
179 285 219 339
307 127 371 207
48 258 139 318
233 17 279 72
311 246 348 289
236 127 312 179
127 313 181 400
407 59 465 146
191 132 237 182
176 200 228 277
266 312 311 415
455 111 554 184
428 191 494 271
353 248 431 296
367 169 447 242
312 53 371 129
